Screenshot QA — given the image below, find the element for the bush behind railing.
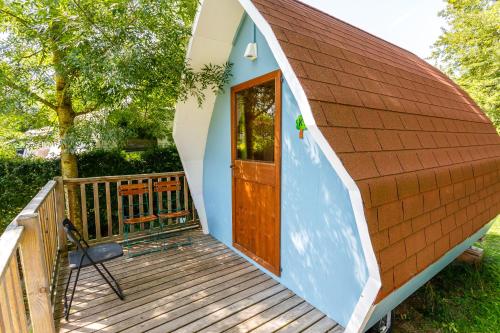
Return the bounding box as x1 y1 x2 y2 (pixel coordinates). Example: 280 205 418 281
0 147 182 233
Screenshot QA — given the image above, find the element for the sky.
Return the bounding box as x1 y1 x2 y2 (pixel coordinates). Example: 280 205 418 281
300 0 447 61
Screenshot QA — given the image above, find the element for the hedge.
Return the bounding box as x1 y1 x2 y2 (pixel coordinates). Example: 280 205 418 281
0 147 182 233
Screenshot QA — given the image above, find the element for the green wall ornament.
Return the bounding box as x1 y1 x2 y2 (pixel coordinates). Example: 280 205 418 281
295 115 307 139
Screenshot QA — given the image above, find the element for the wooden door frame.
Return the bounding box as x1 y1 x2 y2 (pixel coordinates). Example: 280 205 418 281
230 69 282 276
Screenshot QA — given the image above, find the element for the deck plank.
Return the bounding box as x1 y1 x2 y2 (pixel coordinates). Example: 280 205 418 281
60 263 258 332
62 240 236 301
57 235 219 288
172 285 291 332
275 309 327 333
125 278 278 333
58 245 234 306
251 301 315 333
225 296 304 333
57 246 232 309
198 289 295 333
62 255 246 320
329 324 346 333
55 229 344 333
301 315 339 332
56 233 214 287
88 269 264 333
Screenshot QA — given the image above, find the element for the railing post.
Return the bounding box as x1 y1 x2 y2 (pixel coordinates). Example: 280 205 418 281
17 214 56 333
54 176 67 250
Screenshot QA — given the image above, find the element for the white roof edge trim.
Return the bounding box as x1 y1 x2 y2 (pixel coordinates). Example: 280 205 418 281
237 1 381 332
173 0 209 235
173 0 245 235
184 0 203 64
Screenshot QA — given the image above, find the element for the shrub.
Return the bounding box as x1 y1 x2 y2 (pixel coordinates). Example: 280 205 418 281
0 147 182 233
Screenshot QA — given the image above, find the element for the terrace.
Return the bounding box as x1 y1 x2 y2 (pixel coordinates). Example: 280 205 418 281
0 172 342 333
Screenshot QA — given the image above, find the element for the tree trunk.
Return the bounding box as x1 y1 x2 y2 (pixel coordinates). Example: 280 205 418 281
54 64 81 229
50 16 82 230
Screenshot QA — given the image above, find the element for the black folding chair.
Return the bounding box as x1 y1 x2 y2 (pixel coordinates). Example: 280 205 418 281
62 218 124 320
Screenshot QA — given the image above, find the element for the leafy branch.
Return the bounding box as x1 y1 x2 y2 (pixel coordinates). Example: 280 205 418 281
181 62 233 106
1 74 56 110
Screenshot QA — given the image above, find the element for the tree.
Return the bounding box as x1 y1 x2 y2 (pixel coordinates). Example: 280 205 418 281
431 0 499 130
0 0 231 226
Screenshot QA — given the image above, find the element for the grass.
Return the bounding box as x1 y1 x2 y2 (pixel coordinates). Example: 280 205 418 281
393 217 500 333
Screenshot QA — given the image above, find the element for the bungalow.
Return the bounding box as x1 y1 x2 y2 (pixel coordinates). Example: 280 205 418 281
174 0 500 332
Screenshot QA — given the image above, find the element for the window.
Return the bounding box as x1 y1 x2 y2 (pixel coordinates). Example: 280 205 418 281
235 79 276 162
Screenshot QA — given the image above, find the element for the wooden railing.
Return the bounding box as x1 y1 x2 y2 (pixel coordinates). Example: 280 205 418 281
0 178 64 333
0 225 28 333
0 171 199 332
64 171 199 243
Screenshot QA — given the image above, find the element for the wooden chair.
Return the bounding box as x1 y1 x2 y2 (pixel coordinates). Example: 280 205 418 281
118 182 160 257
154 180 192 247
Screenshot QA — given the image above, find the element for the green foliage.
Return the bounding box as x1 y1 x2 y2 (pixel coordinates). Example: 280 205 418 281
0 0 232 150
0 108 57 157
0 157 59 232
0 147 182 233
394 218 500 332
76 146 182 177
431 0 500 130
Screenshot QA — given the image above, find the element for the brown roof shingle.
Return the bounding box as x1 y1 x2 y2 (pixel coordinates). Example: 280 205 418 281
252 0 500 301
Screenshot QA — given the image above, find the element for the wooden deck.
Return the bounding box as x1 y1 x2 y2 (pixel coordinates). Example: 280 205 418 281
54 229 343 333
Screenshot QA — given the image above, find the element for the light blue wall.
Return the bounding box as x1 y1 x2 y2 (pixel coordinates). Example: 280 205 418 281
203 14 369 327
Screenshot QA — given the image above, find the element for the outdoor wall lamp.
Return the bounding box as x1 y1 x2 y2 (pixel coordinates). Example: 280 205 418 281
244 23 258 61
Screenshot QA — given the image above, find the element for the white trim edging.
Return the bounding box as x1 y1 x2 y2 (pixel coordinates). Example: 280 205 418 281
173 0 245 235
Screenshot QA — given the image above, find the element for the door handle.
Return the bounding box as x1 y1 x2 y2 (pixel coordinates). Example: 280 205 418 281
230 164 234 169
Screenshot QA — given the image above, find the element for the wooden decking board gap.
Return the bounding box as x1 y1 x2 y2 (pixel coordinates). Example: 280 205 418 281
56 245 232 297
197 289 297 333
301 315 338 332
62 270 263 333
56 253 244 316
56 230 211 271
56 240 223 290
59 259 254 326
57 240 221 285
102 273 275 333
57 255 247 320
56 236 221 284
224 295 305 333
113 277 276 333
56 232 214 277
141 279 279 333
61 247 240 302
64 268 265 333
274 308 325 333
328 324 344 333
59 267 257 333
96 270 264 331
58 255 248 319
171 284 292 332
56 247 232 303
55 230 344 333
250 301 314 333
290 314 327 333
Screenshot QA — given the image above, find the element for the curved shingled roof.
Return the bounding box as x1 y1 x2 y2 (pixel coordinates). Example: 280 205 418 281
252 0 500 300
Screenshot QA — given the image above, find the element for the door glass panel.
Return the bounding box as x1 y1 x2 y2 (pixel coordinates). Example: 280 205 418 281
235 79 275 162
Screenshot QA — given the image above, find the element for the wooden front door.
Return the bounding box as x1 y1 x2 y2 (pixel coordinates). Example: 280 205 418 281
231 70 281 276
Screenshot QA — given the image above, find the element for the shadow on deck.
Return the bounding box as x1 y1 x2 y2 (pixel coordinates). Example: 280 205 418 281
55 229 343 333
